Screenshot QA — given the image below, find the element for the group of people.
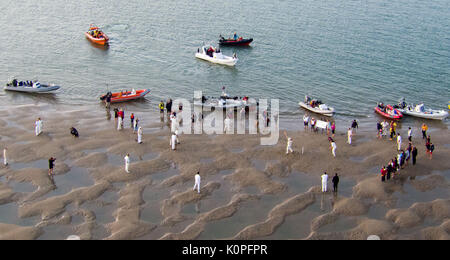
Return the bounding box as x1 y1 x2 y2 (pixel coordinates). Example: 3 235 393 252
321 172 340 193
8 79 40 88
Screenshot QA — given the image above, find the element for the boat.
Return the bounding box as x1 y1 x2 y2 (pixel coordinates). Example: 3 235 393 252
195 45 238 66
85 25 109 45
299 95 335 117
219 35 253 46
194 87 254 109
99 89 150 103
374 102 403 120
394 98 448 120
4 79 60 93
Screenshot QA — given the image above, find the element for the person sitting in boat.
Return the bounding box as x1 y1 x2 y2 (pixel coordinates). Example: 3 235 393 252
12 79 18 87
234 33 238 40
33 81 41 88
220 35 225 41
131 88 136 95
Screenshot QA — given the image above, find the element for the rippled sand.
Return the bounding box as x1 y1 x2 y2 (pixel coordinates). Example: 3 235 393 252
0 104 449 240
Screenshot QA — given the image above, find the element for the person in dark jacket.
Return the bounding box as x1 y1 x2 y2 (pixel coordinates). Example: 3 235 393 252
70 127 79 138
412 146 418 165
332 173 339 192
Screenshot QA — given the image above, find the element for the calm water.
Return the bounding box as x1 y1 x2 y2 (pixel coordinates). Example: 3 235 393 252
0 0 449 127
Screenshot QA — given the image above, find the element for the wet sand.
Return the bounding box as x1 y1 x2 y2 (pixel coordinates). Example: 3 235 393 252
0 103 449 240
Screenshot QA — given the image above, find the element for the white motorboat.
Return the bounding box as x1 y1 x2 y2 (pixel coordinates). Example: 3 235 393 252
194 88 254 109
5 79 60 93
395 99 448 120
195 45 238 66
299 95 335 117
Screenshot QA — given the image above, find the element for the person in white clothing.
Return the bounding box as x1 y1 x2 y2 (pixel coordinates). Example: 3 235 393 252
224 116 232 134
193 172 201 194
397 134 402 151
170 113 178 133
3 148 8 166
284 131 293 154
117 115 123 130
321 172 328 192
35 118 43 136
170 133 177 150
347 128 353 145
330 138 337 157
137 127 143 144
124 153 130 173
303 114 310 130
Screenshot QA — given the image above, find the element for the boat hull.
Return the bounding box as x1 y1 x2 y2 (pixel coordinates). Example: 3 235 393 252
195 53 238 66
219 38 253 46
100 89 150 103
4 84 60 93
398 109 448 120
299 102 335 116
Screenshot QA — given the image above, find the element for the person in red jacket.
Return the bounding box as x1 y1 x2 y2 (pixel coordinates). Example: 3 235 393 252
380 166 387 182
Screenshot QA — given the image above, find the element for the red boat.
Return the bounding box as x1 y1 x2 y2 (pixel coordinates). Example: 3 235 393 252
100 89 150 103
374 103 403 120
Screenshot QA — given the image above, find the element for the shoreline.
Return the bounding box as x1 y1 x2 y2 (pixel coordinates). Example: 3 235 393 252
0 102 449 240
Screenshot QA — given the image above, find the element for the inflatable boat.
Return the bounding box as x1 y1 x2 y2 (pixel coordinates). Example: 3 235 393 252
100 89 150 103
5 79 60 93
219 36 253 46
195 45 238 66
85 25 109 45
395 99 448 120
374 103 403 120
299 95 335 117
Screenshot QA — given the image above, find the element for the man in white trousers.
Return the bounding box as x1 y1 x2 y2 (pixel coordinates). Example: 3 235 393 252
117 113 123 131
35 118 43 136
321 172 328 192
193 172 201 194
330 138 337 157
347 128 353 145
124 153 130 173
170 132 177 150
137 127 143 144
397 134 402 151
3 147 8 166
284 131 293 154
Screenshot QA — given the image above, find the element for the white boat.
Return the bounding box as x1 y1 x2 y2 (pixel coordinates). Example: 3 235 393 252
299 95 335 117
395 99 448 120
5 79 60 93
195 45 238 66
194 88 254 109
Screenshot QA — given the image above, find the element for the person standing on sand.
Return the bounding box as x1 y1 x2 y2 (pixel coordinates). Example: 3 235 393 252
133 117 139 133
421 123 428 140
137 127 143 144
284 131 293 154
347 128 353 145
321 172 328 192
3 148 8 166
48 157 56 177
351 119 358 133
331 122 336 138
408 127 413 142
35 118 43 136
170 132 177 150
382 120 389 137
303 114 309 131
130 113 135 128
159 101 165 119
412 146 418 165
117 109 124 130
397 134 402 151
329 138 337 157
428 143 434 160
377 122 382 139
332 173 339 192
124 153 130 173
114 108 119 124
193 172 201 194
105 92 112 109
166 99 173 118
381 166 387 182
386 163 392 180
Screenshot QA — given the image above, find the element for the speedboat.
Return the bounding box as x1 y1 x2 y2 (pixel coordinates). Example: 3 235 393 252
85 25 109 45
219 35 253 46
99 89 150 103
394 98 448 120
195 45 238 66
299 95 335 117
374 102 403 120
194 88 254 109
4 79 60 93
